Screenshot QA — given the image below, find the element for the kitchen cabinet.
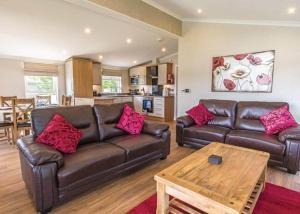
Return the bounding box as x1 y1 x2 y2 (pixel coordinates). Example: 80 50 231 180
133 96 143 114
129 66 146 85
153 97 165 117
158 63 174 85
75 96 134 106
65 58 93 98
93 62 102 85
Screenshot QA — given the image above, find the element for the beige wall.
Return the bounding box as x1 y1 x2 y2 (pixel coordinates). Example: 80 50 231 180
0 58 25 97
178 22 300 121
0 58 65 102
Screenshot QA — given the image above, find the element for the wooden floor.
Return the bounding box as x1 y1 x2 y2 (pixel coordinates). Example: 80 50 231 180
1 122 300 214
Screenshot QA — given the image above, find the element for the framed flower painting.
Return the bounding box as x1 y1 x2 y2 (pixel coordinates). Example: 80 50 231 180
212 50 275 92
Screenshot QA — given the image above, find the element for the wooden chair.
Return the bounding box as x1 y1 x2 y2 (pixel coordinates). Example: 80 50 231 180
12 98 35 143
36 95 51 107
0 96 16 144
0 96 17 107
62 95 72 106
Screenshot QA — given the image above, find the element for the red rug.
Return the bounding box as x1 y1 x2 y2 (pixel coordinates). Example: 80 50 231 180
127 183 300 214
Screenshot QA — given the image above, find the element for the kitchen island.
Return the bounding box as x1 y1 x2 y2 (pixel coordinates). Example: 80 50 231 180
74 95 174 121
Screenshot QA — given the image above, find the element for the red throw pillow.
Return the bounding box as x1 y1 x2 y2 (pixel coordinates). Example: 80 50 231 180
116 104 145 135
186 103 215 126
36 114 83 153
260 105 298 135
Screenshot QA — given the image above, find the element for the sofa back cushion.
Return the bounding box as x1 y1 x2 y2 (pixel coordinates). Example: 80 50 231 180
235 101 288 132
93 102 133 141
200 99 237 129
31 105 100 145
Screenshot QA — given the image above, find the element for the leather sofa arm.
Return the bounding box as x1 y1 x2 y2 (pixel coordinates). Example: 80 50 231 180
17 135 64 168
176 115 194 127
278 126 300 142
142 121 169 137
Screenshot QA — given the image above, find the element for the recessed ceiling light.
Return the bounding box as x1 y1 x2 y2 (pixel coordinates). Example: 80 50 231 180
84 28 91 34
62 50 67 55
133 60 137 64
99 55 103 60
161 47 166 52
197 9 202 14
288 7 296 14
126 38 132 44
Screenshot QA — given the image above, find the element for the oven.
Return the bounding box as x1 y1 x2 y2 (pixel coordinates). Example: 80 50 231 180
130 75 139 85
142 97 153 114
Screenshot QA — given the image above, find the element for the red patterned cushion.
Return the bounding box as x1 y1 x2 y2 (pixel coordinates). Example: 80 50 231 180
186 103 215 126
260 105 298 135
116 104 145 135
36 114 83 153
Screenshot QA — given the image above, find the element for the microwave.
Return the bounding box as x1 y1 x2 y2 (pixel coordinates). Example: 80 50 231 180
130 75 139 85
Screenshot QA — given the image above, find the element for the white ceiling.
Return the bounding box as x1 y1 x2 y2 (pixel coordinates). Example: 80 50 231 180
146 0 300 23
0 0 178 67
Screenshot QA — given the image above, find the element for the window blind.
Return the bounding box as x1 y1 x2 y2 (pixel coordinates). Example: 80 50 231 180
23 62 59 76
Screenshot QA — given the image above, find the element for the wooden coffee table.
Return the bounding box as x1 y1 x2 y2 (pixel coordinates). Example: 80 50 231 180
154 142 270 214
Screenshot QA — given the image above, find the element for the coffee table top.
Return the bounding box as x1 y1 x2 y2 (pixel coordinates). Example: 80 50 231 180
155 142 270 213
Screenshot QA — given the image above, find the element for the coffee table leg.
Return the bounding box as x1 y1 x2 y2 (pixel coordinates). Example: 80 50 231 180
156 182 169 214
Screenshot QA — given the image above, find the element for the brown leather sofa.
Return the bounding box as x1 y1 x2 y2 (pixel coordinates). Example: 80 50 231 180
177 99 300 174
17 102 170 213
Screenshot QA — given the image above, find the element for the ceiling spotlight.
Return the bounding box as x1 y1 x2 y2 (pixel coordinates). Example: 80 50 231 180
197 9 202 14
161 47 166 52
126 38 132 44
288 7 296 14
133 60 137 64
99 55 103 60
84 28 91 34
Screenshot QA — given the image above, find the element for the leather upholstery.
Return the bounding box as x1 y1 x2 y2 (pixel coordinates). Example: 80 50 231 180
184 125 231 144
176 99 300 174
93 103 133 141
225 130 286 156
31 105 99 145
278 126 300 142
106 134 162 161
17 136 64 167
176 115 195 127
200 99 237 129
142 121 169 137
235 101 287 132
57 143 126 188
17 102 171 213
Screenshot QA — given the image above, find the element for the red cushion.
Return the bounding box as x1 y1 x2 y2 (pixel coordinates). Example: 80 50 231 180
36 114 83 153
116 104 145 135
260 105 298 135
186 103 215 126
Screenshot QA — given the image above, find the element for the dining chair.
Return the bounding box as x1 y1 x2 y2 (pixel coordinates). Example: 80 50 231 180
12 98 35 143
62 95 72 106
0 96 16 144
36 95 51 107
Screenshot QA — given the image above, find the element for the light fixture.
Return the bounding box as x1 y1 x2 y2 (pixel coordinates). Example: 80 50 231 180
133 60 137 64
62 50 67 55
197 9 202 14
288 7 296 14
99 55 103 60
161 47 166 52
126 38 132 44
84 28 91 34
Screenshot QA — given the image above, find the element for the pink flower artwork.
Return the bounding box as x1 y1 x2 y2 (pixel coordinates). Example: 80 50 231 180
247 55 262 65
223 79 236 91
256 73 272 85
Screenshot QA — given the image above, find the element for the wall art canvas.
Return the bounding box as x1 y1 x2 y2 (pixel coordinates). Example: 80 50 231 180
212 50 275 92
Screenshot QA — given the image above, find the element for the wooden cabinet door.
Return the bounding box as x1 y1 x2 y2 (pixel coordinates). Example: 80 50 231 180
158 64 167 85
93 63 101 85
73 59 93 97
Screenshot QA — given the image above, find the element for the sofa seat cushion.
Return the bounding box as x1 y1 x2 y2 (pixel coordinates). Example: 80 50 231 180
57 143 126 187
225 130 286 156
106 134 162 161
183 125 231 143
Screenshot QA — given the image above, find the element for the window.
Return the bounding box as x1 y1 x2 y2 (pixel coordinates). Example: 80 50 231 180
102 76 122 93
24 76 58 104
